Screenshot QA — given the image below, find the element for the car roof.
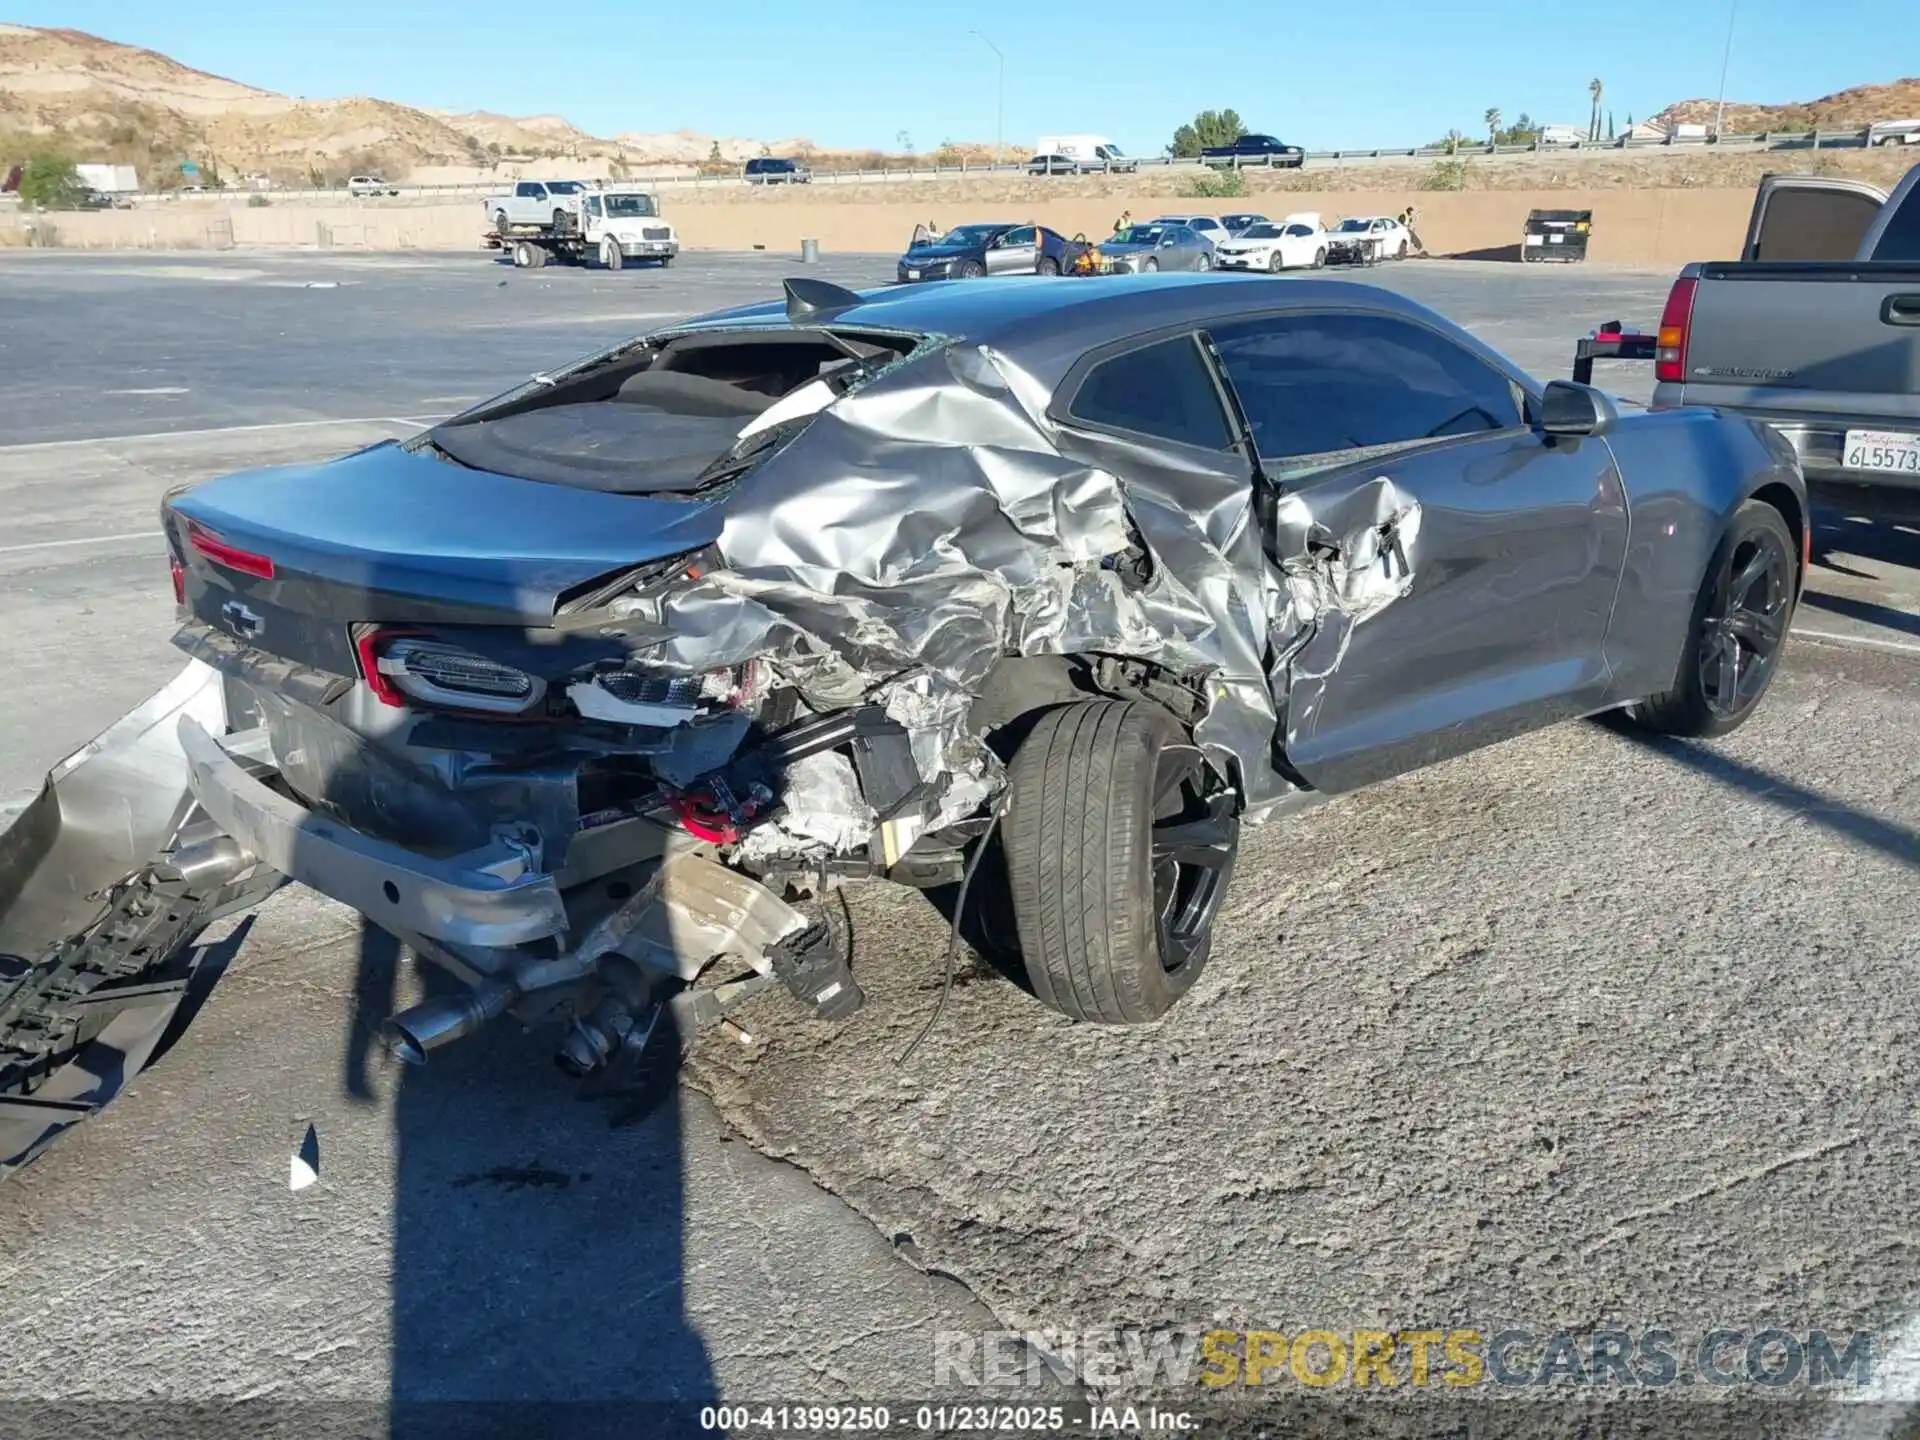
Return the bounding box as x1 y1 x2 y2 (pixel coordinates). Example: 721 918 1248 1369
670 273 1512 391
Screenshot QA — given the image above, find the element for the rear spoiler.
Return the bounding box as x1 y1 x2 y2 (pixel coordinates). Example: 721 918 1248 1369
1571 320 1656 384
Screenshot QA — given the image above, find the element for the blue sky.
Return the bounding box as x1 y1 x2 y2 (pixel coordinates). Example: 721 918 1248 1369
12 0 1905 154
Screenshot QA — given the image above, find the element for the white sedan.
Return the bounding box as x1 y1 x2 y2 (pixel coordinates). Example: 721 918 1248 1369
1325 214 1414 262
1211 214 1329 272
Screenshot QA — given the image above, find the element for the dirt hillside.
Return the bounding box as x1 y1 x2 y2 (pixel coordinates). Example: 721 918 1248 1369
0 24 805 184
1653 78 1920 133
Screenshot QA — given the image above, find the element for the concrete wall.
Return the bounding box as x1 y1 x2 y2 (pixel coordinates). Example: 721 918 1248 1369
0 188 1757 267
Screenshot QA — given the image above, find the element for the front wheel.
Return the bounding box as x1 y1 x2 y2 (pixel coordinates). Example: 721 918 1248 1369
1142 256 1159 272
957 259 986 279
1268 250 1285 273
1621 499 1797 738
1002 701 1239 1024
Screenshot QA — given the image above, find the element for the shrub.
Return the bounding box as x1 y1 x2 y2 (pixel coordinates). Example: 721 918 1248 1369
247 193 272 207
1181 168 1248 198
1424 159 1468 191
16 152 83 208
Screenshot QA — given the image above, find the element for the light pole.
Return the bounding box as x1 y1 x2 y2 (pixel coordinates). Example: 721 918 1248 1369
970 31 1004 168
1713 0 1737 138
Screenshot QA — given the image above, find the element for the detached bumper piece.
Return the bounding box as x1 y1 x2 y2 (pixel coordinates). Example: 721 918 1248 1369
178 716 568 949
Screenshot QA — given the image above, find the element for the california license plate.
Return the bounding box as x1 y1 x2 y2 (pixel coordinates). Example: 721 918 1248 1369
1843 429 1920 476
907 269 919 280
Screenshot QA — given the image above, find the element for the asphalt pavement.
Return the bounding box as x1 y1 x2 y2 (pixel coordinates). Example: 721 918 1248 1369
1 249 1917 1435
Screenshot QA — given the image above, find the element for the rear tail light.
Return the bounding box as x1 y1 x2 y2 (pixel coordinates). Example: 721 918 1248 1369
169 553 185 607
186 522 275 580
1654 276 1697 384
354 628 544 713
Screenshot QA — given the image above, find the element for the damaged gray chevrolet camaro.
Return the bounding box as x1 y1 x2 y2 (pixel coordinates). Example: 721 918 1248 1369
2 273 1807 1171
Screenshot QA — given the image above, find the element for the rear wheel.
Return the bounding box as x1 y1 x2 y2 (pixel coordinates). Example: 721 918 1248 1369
1002 701 1239 1025
493 209 509 235
1313 247 1326 268
1621 500 1797 738
1196 251 1212 271
1037 255 1059 276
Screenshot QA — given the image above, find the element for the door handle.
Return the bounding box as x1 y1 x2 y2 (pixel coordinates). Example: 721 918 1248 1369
1883 294 1920 326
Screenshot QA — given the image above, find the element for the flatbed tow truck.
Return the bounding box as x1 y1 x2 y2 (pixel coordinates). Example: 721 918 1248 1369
483 185 680 271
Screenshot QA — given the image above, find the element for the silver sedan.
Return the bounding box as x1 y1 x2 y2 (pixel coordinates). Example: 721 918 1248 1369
1096 223 1214 273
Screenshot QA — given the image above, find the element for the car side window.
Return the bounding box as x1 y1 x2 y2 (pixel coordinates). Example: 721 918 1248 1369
1067 334 1234 451
1209 312 1525 462
1004 226 1035 245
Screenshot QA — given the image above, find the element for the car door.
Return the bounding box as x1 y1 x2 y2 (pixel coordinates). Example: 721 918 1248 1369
990 226 1039 273
1741 175 1888 260
1206 308 1629 793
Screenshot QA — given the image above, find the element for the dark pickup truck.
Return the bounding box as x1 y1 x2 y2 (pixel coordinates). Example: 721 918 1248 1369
1650 162 1920 492
1200 134 1305 169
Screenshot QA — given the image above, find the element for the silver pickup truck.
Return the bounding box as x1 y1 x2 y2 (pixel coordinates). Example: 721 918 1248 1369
1651 162 1920 491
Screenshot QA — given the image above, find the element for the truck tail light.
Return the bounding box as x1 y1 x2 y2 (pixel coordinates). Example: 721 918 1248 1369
1654 276 1697 384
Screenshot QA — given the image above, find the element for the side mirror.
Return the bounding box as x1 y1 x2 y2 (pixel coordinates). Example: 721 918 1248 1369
1538 379 1616 438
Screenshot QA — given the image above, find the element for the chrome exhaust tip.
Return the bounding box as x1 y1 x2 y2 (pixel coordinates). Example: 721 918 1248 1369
383 979 515 1065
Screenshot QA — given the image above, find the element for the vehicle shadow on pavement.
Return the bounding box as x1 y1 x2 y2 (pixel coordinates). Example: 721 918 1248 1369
1613 731 1920 870
345 922 717 1439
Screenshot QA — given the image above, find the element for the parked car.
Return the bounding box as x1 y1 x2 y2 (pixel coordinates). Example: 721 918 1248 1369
1647 161 1920 494
1219 212 1271 237
0 270 1809 1172
745 157 812 185
1212 214 1329 272
1094 223 1214 272
896 221 1088 280
1149 213 1230 247
1200 134 1306 169
1323 215 1412 264
486 179 589 232
347 174 400 198
1026 153 1083 176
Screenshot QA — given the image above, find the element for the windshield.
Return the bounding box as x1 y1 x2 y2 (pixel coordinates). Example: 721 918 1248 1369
545 181 584 195
1240 224 1282 239
1334 218 1372 232
1113 226 1165 245
602 194 658 218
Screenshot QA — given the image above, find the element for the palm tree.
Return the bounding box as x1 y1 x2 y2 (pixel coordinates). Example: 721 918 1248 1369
1484 108 1502 146
1589 78 1605 142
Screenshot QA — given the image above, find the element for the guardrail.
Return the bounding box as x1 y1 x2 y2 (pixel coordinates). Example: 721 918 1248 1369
84 127 1886 206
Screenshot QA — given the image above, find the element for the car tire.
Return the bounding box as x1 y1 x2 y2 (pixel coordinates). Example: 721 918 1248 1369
1037 255 1059 276
493 209 510 235
603 238 624 271
1313 247 1326 268
1196 251 1212 270
1142 257 1159 272
1620 499 1798 739
552 209 571 234
1002 701 1239 1025
957 259 986 278
1268 251 1285 273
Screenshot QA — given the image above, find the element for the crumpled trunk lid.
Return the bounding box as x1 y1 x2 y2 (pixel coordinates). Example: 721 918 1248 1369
165 440 723 628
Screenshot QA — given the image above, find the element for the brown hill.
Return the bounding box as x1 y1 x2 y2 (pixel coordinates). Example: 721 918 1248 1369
1653 77 1920 133
0 23 812 184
